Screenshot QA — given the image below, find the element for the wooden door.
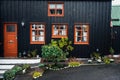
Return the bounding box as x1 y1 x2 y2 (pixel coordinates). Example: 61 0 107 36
4 23 17 57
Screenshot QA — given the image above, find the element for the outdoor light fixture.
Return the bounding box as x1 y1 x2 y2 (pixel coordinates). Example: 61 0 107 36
21 21 25 27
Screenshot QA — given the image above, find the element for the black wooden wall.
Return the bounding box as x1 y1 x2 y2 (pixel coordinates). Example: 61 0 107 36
0 0 111 57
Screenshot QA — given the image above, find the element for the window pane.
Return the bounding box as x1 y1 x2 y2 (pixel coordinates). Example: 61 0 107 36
39 36 44 41
56 4 63 9
76 25 81 30
39 30 44 35
32 36 35 41
53 30 58 35
76 37 81 42
38 24 44 29
7 25 15 32
82 37 87 42
83 32 87 36
57 9 62 15
59 30 66 35
32 30 35 35
49 4 56 9
50 9 55 14
32 24 36 29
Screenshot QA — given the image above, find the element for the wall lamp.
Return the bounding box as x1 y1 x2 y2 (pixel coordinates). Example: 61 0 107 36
21 21 25 27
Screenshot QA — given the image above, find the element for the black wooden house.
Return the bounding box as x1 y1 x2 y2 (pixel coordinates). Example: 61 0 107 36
0 0 112 58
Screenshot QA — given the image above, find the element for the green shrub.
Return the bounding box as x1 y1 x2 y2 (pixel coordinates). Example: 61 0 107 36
102 57 110 64
33 71 42 79
90 52 101 60
42 45 64 64
3 70 16 80
22 64 30 70
31 49 37 57
109 47 115 55
50 38 74 59
68 62 81 67
12 65 23 73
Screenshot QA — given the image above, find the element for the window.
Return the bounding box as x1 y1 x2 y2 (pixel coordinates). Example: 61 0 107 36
52 24 68 38
30 23 45 44
48 2 64 17
74 24 89 45
7 25 15 32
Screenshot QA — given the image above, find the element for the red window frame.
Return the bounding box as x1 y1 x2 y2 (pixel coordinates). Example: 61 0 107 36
48 2 64 17
30 22 45 44
52 23 68 38
74 23 89 45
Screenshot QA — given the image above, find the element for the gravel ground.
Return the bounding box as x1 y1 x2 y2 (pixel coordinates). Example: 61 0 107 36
14 63 120 80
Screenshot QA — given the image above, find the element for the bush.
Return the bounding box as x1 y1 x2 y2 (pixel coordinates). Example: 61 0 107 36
42 45 64 64
22 64 30 70
12 65 23 73
3 70 15 80
90 52 101 60
68 62 81 67
109 47 115 55
33 71 42 79
50 38 74 58
3 65 22 80
102 57 110 64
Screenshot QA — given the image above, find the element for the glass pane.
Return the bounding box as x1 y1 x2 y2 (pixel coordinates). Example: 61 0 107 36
32 30 35 35
38 24 44 29
35 36 39 41
56 4 63 9
63 25 66 29
32 24 36 29
76 25 81 30
60 30 66 35
54 25 59 29
7 25 15 32
60 26 64 29
49 4 55 9
32 36 35 41
76 31 81 36
50 9 55 14
39 36 44 41
83 32 87 36
39 31 44 35
53 30 58 35
57 9 62 15
76 37 81 42
59 30 62 35
82 37 87 42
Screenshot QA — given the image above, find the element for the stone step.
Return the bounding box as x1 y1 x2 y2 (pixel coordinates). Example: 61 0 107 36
0 58 41 79
0 65 15 69
0 70 7 74
0 74 3 79
0 70 8 79
0 58 41 64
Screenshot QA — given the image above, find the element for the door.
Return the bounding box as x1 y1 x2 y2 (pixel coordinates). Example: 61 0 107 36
112 27 120 54
4 23 17 57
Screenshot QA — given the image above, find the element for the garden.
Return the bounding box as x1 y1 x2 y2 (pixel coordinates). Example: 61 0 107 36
3 38 120 80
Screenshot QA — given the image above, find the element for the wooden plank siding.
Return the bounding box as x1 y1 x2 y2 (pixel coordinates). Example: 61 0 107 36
0 0 111 57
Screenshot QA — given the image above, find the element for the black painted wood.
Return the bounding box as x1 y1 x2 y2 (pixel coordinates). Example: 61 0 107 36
0 0 111 57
